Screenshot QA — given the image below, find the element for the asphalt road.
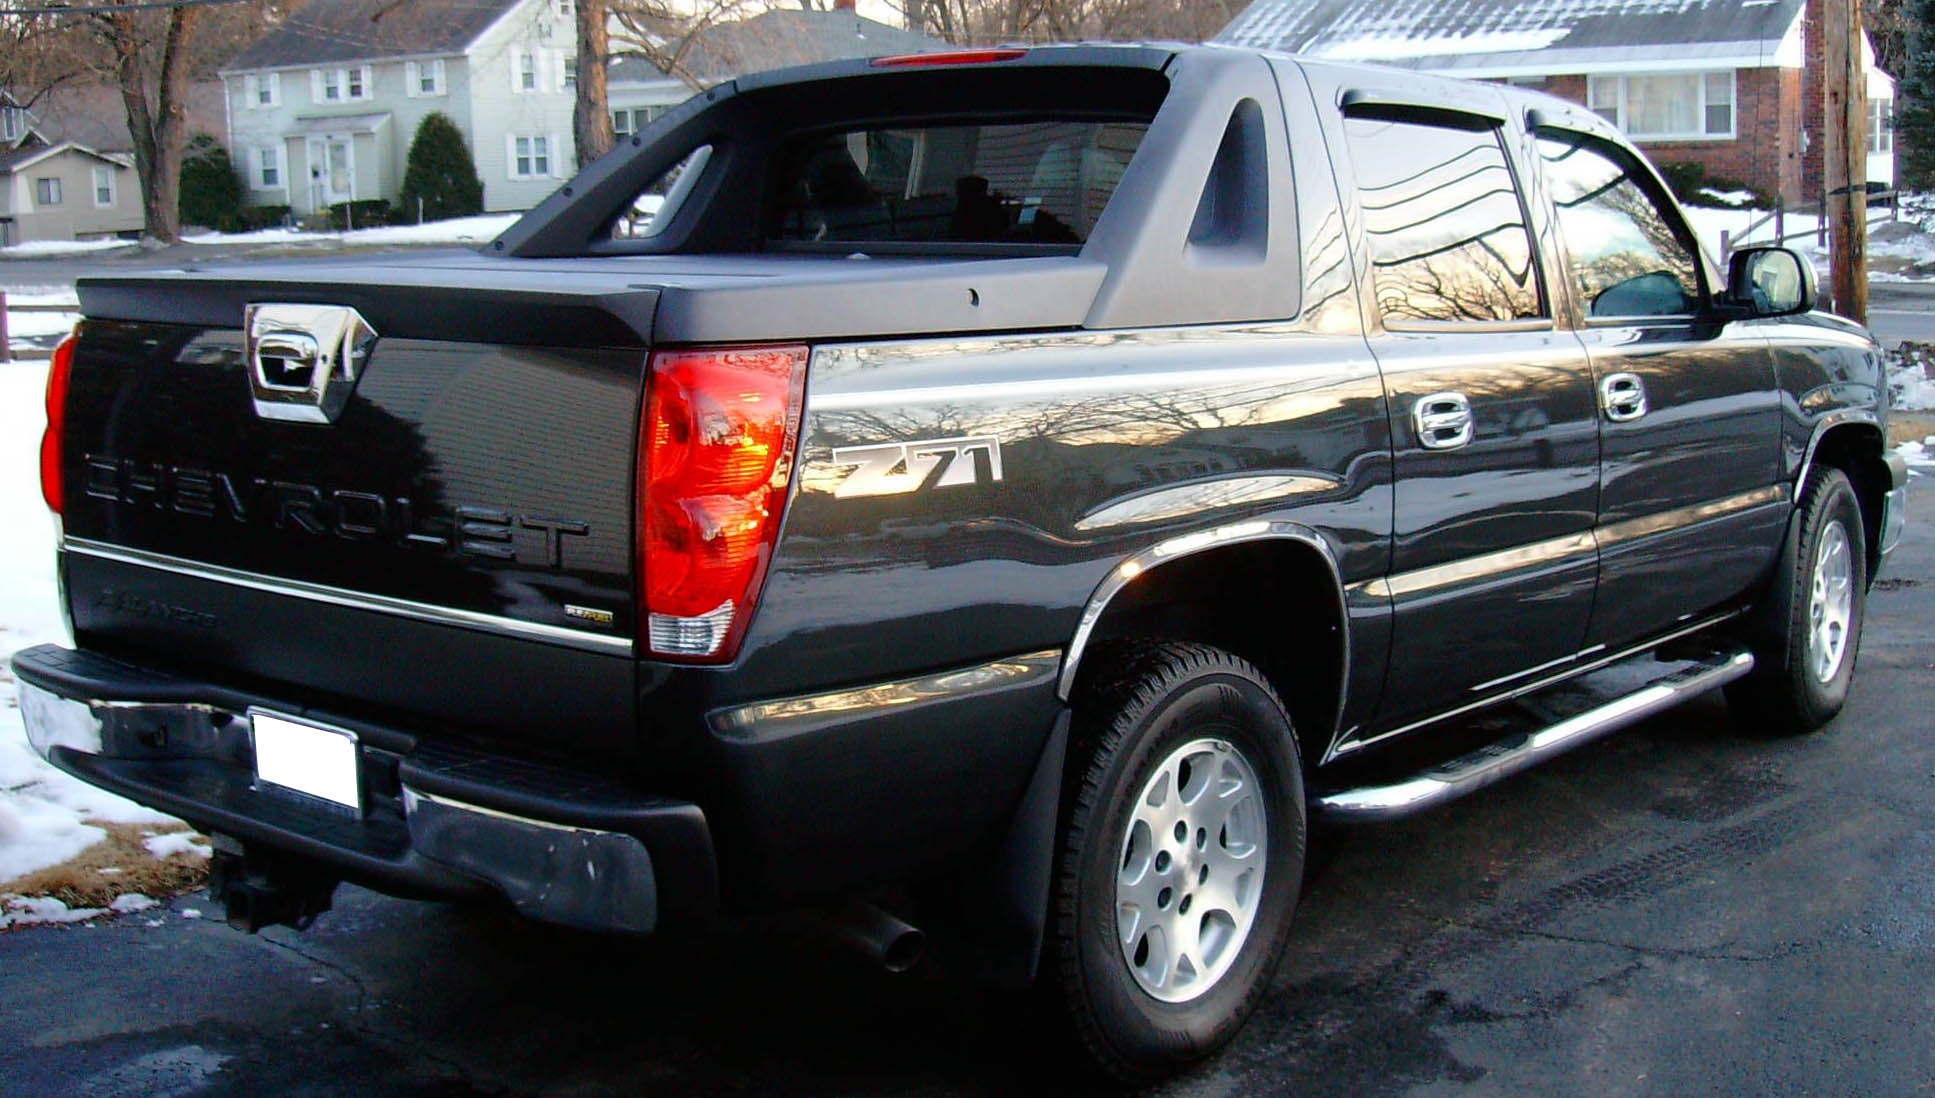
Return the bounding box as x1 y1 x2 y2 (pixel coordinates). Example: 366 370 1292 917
4 511 1935 1096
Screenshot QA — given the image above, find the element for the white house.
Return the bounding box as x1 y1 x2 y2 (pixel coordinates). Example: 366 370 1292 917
220 0 579 216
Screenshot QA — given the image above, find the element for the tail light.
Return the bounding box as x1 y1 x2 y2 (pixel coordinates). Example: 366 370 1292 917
39 329 79 516
639 344 809 662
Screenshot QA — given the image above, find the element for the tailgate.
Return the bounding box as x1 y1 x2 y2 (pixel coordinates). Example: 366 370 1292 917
54 267 655 758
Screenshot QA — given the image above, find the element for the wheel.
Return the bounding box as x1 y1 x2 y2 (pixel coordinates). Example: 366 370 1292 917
1051 642 1305 1083
1728 466 1868 735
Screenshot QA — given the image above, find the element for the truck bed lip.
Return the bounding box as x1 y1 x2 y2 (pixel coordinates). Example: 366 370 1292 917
64 537 634 656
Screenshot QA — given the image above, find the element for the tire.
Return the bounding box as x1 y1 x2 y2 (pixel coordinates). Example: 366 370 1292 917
1051 642 1305 1083
1727 466 1868 736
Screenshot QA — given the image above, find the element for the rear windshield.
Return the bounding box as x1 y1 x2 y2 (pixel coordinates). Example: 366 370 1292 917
771 119 1148 247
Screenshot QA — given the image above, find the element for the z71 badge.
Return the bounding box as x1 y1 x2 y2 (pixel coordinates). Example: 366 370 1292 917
829 436 1003 499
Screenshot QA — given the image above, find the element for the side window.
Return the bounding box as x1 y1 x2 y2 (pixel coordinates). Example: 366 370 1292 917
1536 132 1703 318
1342 111 1543 324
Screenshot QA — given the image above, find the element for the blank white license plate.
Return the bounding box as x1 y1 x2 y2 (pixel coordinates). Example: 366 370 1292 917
250 710 361 811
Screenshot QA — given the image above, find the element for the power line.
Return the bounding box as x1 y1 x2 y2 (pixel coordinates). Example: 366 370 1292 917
0 0 254 14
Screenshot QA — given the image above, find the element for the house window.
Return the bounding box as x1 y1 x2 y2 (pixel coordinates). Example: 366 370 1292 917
247 72 280 108
510 134 551 179
253 146 282 189
1871 97 1895 154
407 59 446 97
1 108 19 141
556 0 572 14
313 67 371 103
1586 71 1736 140
93 165 114 207
611 106 666 137
563 57 578 92
516 50 538 93
35 177 61 206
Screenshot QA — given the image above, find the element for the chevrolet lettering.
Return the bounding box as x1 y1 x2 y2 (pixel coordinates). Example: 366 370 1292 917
15 46 1907 1082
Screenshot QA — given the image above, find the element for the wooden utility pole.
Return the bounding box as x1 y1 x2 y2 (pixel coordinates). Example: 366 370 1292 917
1824 0 1869 323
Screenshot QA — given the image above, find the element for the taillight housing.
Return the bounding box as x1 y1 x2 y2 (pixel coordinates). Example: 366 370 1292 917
39 328 79 516
639 344 809 662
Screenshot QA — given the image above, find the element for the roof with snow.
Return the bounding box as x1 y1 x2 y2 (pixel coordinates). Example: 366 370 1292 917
1215 0 1806 75
610 9 947 87
222 0 526 72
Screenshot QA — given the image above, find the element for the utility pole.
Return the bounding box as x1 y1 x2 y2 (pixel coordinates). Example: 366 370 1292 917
1824 0 1869 324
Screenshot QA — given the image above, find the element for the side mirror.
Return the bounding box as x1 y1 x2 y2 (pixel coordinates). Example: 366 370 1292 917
1725 246 1817 317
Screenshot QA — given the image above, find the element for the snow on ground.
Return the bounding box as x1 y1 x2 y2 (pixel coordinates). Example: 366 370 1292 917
180 212 519 248
1892 363 1935 412
1 359 183 902
0 895 107 928
0 238 135 259
3 286 81 349
1 213 521 259
143 832 212 860
1894 438 1935 472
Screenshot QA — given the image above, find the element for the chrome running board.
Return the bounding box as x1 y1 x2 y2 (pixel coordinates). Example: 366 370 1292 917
1315 649 1756 824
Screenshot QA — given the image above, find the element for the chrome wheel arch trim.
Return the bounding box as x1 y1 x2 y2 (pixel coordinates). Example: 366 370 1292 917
1794 408 1886 495
1056 519 1351 739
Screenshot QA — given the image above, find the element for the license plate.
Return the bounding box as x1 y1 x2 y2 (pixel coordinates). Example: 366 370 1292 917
250 710 361 812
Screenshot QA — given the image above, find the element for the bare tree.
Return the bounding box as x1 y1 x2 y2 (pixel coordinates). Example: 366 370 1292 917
575 0 616 166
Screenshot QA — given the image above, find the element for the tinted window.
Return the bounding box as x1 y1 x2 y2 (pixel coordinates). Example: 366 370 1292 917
771 119 1146 247
1343 113 1543 324
1537 133 1702 318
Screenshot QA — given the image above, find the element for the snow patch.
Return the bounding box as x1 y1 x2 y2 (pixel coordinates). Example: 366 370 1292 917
109 893 158 914
0 237 136 258
1894 439 1935 470
181 213 519 248
0 895 108 927
144 832 213 860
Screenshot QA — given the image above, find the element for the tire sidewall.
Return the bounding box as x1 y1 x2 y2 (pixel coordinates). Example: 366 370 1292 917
1068 666 1305 1071
1785 471 1866 721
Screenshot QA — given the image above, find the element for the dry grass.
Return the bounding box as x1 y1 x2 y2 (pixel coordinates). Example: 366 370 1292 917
2 822 210 911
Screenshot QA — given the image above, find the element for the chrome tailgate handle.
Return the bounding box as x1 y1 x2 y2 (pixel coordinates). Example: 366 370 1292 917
1413 392 1474 450
1600 372 1648 422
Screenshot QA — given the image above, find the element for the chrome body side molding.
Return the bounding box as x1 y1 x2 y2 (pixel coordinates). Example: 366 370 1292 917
62 538 634 657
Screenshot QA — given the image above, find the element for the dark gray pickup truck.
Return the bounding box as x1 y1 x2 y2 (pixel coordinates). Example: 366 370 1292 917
14 44 1908 1080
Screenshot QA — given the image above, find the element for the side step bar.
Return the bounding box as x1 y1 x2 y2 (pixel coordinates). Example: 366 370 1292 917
1315 649 1755 824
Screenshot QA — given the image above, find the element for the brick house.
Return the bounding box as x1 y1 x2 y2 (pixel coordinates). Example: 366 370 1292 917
1216 0 1894 205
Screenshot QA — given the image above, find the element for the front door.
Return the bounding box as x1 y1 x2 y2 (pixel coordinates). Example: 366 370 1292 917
308 136 354 209
1531 130 1785 651
1336 106 1601 737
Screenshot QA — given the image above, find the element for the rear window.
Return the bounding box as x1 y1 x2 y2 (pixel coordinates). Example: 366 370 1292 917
771 119 1147 247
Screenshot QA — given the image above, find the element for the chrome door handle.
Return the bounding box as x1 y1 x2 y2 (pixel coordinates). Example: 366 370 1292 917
1413 392 1474 450
1600 372 1648 422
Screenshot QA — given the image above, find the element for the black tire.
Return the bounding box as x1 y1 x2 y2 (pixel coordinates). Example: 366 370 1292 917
1051 642 1305 1084
1727 466 1867 735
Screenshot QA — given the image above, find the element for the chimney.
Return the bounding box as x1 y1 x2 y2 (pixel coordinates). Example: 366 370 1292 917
835 0 855 9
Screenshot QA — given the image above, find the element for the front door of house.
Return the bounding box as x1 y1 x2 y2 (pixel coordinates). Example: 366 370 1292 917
307 137 353 209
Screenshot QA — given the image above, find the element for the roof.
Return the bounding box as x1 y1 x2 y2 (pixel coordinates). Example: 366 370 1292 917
223 0 525 71
1215 0 1806 75
0 141 132 174
610 9 947 87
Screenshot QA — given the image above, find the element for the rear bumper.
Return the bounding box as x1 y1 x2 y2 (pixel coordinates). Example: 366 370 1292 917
11 644 718 935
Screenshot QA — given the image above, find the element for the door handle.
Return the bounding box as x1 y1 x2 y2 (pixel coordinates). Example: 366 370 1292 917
1413 392 1474 450
1600 372 1648 422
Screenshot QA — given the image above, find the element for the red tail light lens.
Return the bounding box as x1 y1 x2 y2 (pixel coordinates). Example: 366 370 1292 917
640 344 808 661
870 49 1027 67
39 329 78 516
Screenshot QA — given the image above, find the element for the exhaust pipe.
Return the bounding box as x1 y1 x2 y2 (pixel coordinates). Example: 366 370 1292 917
804 902 927 973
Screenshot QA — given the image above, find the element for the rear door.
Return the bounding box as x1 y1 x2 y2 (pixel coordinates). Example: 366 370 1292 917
1529 129 1785 651
1332 102 1601 736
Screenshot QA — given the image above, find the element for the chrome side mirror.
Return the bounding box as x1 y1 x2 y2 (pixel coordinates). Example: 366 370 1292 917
1726 246 1817 317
